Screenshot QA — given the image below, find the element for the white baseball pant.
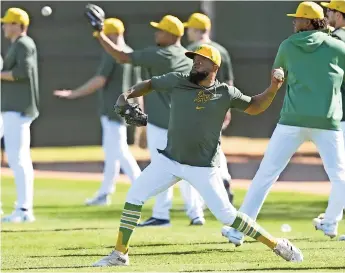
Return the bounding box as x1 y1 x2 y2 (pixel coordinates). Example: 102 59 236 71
98 116 141 195
126 152 237 225
0 112 34 211
239 124 345 223
147 123 204 220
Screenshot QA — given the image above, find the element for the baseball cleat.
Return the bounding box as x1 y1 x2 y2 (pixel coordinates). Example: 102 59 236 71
93 250 129 267
1 209 35 223
85 194 111 206
312 216 338 238
137 217 171 227
273 238 303 262
190 216 205 226
221 226 244 247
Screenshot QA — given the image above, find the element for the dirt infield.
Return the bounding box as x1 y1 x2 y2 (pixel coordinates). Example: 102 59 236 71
1 167 330 196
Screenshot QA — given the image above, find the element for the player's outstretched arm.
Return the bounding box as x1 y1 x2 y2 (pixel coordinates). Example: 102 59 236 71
53 76 106 99
116 80 152 106
96 32 131 64
244 68 284 115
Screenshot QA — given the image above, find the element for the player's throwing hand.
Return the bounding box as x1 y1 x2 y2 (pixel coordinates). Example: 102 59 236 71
271 68 285 89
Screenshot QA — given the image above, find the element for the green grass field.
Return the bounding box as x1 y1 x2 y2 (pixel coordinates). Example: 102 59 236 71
1 176 345 272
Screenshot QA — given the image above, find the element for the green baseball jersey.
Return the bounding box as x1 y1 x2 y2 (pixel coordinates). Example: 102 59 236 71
129 45 192 129
1 35 39 119
331 27 345 122
187 40 234 83
150 72 251 167
96 47 141 123
273 30 345 130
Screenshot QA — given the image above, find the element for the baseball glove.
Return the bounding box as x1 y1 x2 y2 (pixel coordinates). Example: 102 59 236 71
114 103 148 127
85 3 105 32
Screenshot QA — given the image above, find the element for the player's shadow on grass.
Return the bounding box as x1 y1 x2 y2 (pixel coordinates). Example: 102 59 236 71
2 265 95 271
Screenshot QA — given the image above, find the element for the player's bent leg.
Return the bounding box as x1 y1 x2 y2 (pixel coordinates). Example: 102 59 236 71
139 188 173 227
311 128 345 238
178 180 205 225
86 117 118 206
93 154 180 267
2 112 35 223
115 121 141 182
184 166 303 262
140 124 172 227
223 125 306 245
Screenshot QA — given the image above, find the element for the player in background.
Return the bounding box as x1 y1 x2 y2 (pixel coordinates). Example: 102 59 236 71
54 18 142 206
222 1 345 245
185 12 235 204
318 0 345 240
91 44 303 266
1 8 39 223
93 13 207 226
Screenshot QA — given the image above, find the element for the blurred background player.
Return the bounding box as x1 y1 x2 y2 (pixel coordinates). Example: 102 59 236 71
54 18 141 206
321 0 345 240
321 0 345 140
184 12 235 204
222 1 345 245
1 8 39 223
94 14 206 226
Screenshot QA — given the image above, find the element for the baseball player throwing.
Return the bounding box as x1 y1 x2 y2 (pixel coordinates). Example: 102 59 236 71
91 44 303 266
222 1 345 245
54 17 142 206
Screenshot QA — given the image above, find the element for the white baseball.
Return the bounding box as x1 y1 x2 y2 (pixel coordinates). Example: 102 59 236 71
41 6 52 16
273 68 284 81
281 223 292 233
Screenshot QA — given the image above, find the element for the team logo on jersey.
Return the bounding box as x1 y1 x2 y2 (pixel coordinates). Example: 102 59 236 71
194 90 212 104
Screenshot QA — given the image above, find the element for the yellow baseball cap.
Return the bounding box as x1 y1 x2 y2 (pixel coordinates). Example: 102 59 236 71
287 1 324 19
150 15 184 37
1 7 30 26
183 13 211 30
321 0 345 13
185 44 221 67
103 18 125 35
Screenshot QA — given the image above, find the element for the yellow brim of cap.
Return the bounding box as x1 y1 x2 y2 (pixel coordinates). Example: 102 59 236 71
150 22 159 29
183 22 189 27
1 17 11 23
320 2 330 8
185 51 219 66
286 13 297 17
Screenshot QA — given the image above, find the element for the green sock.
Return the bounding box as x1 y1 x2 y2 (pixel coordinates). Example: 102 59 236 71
115 202 142 253
231 212 278 249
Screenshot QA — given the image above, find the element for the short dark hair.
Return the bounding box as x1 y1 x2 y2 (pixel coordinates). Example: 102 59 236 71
310 18 328 30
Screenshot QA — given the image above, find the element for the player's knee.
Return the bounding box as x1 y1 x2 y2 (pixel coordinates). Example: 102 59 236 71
125 185 146 206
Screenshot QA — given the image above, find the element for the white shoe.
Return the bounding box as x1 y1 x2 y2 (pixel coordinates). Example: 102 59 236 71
190 217 205 225
85 194 110 206
221 226 244 247
93 250 129 267
2 209 35 223
273 238 303 262
313 217 338 238
339 235 345 241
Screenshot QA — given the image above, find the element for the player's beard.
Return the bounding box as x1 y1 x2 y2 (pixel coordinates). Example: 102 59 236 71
189 70 209 85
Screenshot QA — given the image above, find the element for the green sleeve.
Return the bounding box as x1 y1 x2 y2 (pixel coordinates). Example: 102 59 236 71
151 72 179 92
220 50 234 82
228 86 252 111
95 53 115 78
272 42 286 71
12 42 32 80
129 46 158 68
